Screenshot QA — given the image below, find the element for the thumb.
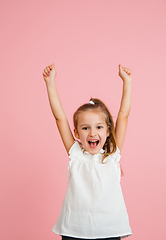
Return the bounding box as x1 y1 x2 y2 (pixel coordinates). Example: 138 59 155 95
119 64 123 71
50 63 55 70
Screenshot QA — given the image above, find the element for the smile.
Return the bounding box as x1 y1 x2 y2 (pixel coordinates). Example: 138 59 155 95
88 140 99 148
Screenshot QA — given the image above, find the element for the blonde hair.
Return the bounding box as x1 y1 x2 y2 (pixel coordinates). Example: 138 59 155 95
73 98 117 163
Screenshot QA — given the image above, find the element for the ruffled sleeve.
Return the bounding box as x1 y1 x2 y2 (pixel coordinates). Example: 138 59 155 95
67 141 83 184
113 146 121 164
68 141 83 161
108 146 121 182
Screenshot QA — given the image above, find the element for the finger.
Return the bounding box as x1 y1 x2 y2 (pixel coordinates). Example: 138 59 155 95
45 68 50 75
43 72 47 77
121 66 126 72
44 69 49 76
124 68 130 74
44 70 48 75
47 64 53 70
126 68 131 74
43 69 48 75
119 64 123 71
43 69 47 74
50 64 54 70
46 66 51 72
128 69 131 73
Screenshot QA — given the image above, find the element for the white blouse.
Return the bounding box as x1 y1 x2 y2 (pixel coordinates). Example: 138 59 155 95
52 141 132 239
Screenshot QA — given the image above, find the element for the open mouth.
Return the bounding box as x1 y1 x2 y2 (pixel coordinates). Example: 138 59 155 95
88 140 99 148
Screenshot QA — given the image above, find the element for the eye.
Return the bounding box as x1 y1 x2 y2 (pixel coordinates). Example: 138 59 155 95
82 127 88 130
97 126 103 129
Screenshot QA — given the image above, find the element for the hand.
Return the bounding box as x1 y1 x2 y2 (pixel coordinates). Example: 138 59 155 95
118 64 132 83
43 64 57 83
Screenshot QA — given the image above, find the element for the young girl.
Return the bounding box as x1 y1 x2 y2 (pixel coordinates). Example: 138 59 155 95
43 64 132 240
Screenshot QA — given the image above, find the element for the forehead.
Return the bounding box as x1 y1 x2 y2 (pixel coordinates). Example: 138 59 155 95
77 110 107 125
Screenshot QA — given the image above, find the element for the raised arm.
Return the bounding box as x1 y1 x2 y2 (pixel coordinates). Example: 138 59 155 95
115 64 132 153
43 64 75 153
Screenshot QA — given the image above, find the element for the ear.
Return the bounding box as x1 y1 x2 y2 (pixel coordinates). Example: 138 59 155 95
106 126 110 137
74 128 80 139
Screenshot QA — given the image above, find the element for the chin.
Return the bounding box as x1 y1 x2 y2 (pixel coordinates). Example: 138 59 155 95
89 147 101 155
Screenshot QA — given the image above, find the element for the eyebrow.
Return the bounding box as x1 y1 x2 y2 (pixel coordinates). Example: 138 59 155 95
80 124 88 127
80 123 105 127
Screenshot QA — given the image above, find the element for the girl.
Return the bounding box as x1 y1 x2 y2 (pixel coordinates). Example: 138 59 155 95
43 64 132 240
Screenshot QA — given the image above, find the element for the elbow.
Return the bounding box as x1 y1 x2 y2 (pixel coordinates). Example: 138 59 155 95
118 110 130 119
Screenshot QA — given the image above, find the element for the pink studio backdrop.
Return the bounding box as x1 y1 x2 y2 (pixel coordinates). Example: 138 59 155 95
1 0 166 239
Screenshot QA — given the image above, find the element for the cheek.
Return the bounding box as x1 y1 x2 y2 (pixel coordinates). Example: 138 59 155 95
79 132 87 140
102 130 109 140
77 130 86 140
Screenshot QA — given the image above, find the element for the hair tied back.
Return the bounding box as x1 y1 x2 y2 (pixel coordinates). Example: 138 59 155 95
89 100 95 105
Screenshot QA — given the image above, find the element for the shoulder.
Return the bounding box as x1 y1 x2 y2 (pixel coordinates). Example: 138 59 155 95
104 146 121 163
68 141 83 159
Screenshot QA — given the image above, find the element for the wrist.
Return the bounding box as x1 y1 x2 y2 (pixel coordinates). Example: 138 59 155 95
123 79 132 87
45 78 56 88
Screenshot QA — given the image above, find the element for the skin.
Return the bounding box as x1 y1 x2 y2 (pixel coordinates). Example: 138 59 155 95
43 63 132 154
74 110 109 155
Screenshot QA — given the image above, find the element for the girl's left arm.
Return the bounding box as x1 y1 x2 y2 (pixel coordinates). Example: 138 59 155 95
115 64 132 153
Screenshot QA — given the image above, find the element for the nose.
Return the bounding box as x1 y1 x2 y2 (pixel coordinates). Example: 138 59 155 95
89 128 97 137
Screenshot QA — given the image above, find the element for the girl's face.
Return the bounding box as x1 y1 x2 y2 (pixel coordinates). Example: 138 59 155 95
74 110 109 155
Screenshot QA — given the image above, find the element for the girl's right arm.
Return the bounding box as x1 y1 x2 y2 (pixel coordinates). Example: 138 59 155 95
43 64 75 154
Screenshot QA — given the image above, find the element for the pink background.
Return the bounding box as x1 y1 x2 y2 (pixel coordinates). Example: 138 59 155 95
1 0 166 239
